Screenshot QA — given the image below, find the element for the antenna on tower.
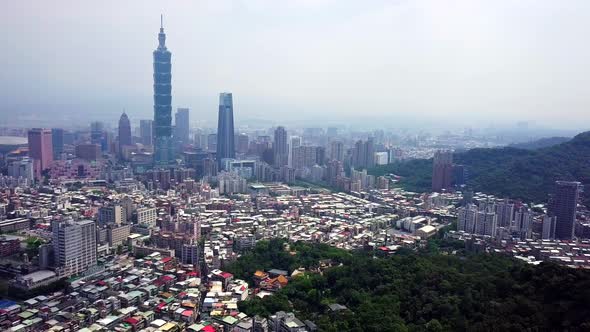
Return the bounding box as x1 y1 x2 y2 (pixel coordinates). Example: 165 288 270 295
161 14 163 29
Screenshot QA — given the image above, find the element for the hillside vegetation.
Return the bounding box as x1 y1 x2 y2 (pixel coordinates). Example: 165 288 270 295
508 136 571 150
370 131 590 206
230 239 590 332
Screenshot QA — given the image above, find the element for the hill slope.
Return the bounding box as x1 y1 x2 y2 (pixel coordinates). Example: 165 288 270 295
370 131 590 206
508 136 571 150
230 239 590 332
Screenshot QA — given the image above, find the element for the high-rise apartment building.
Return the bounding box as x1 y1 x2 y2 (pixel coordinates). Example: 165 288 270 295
217 92 235 167
52 219 97 277
542 215 557 240
273 126 288 167
513 206 533 239
288 136 301 167
237 133 249 154
153 17 174 165
28 128 53 179
330 141 344 162
140 120 153 146
51 128 64 160
118 112 132 158
494 199 514 227
474 211 497 236
457 204 479 234
432 150 453 192
327 160 344 186
207 134 217 152
174 108 190 144
351 138 375 170
90 121 103 143
549 181 581 240
292 146 321 169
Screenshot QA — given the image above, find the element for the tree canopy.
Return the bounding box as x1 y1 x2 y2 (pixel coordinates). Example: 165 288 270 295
232 239 590 332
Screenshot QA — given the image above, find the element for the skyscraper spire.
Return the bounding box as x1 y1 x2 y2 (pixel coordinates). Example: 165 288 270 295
158 15 166 49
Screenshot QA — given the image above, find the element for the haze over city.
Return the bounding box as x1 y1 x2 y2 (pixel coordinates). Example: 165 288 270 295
2 1 590 331
2 0 590 130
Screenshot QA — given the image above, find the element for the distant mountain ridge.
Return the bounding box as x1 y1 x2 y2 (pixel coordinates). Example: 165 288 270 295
508 136 571 150
370 131 590 206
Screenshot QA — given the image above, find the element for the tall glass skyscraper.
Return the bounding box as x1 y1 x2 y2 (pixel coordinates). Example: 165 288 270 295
216 92 235 167
153 16 174 165
174 108 190 144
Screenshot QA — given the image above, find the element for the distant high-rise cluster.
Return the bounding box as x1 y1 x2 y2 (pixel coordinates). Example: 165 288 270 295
457 198 533 239
432 150 453 192
458 204 498 237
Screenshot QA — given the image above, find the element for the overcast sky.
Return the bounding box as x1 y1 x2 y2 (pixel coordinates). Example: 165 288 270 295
2 0 590 130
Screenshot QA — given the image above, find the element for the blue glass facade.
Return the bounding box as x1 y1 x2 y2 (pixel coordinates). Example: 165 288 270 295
217 92 235 168
153 23 174 165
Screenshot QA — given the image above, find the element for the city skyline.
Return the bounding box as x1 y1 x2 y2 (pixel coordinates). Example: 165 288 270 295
2 1 590 130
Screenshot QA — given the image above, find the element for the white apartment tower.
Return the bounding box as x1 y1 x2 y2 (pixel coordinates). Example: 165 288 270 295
52 219 97 277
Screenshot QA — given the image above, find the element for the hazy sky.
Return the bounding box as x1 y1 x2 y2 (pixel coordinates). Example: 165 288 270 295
2 0 590 130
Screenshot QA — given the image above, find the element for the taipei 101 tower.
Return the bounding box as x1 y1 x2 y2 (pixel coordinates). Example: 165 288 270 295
152 15 174 165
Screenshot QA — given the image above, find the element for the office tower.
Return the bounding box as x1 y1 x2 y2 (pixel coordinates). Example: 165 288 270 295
118 112 132 157
330 141 344 162
514 206 533 239
174 108 190 144
140 119 153 146
217 92 235 167
90 121 105 150
273 126 288 167
327 160 344 186
75 144 101 160
98 205 126 225
207 134 217 152
28 128 53 179
52 219 97 277
542 215 557 240
237 133 249 154
351 138 375 169
315 146 326 166
495 199 514 227
51 128 64 160
548 181 582 240
288 136 301 167
452 164 466 186
153 16 174 165
432 150 453 192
